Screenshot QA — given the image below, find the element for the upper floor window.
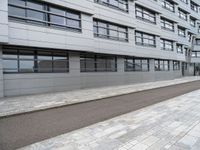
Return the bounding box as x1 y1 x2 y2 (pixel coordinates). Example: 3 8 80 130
124 57 149 72
162 0 175 12
180 0 188 4
192 51 200 57
161 17 174 31
178 9 187 21
8 0 81 32
155 59 170 71
93 19 128 42
191 1 198 12
177 44 184 53
194 39 200 45
94 0 128 12
190 17 196 27
178 27 186 37
160 39 173 51
80 53 117 72
2 46 69 73
135 31 156 47
135 5 156 24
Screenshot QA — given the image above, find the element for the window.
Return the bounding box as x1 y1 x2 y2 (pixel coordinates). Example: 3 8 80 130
93 19 128 41
162 0 175 12
191 1 198 12
178 27 186 37
190 17 196 27
161 18 174 31
94 0 128 12
135 31 156 47
178 9 187 21
192 51 200 57
160 39 173 51
8 0 81 32
80 53 117 72
154 59 170 71
177 44 183 54
2 46 69 73
173 61 180 70
135 5 156 24
195 39 200 45
180 0 188 4
124 57 149 72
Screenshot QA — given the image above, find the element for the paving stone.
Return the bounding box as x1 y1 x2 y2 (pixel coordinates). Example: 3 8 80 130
18 83 200 150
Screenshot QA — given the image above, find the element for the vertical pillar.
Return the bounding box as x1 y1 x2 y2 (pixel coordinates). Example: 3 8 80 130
0 45 4 98
117 56 124 73
149 59 155 73
68 52 80 75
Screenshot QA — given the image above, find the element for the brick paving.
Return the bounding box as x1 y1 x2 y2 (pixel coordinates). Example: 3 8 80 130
18 89 200 150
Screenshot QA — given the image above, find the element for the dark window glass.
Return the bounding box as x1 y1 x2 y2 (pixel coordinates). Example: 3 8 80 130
135 5 156 24
80 53 117 72
94 0 128 12
2 46 69 73
160 39 173 51
173 61 180 70
8 6 26 17
154 59 170 71
125 57 149 72
8 0 81 32
8 0 25 6
135 31 156 47
94 19 128 41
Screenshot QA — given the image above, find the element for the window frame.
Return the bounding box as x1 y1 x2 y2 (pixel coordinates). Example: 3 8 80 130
8 0 82 32
2 46 69 74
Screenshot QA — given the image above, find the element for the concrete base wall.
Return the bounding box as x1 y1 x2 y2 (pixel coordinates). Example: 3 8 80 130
3 53 182 97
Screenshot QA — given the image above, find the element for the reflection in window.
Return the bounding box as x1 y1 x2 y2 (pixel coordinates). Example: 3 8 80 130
8 0 81 32
2 46 69 73
80 53 117 72
94 19 128 41
125 57 149 72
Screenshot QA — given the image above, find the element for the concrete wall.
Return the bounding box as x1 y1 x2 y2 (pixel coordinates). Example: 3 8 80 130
3 54 182 97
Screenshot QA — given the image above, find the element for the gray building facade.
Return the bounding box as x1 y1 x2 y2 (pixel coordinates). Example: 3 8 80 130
0 0 199 97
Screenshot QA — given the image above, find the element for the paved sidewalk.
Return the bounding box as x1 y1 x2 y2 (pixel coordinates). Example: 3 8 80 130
18 89 200 150
0 77 200 117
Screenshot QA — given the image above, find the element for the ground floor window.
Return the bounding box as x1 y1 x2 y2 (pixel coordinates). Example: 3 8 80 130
173 61 180 70
155 59 170 71
80 53 117 72
124 57 149 72
2 46 69 73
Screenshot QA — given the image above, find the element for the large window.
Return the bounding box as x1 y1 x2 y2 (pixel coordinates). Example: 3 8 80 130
178 9 187 21
162 0 175 12
80 53 117 72
180 0 188 4
160 39 173 51
178 27 186 37
8 0 81 32
177 44 184 54
135 5 156 24
192 51 200 57
94 0 128 12
135 31 156 47
161 18 174 31
155 59 170 71
125 57 149 72
173 61 180 70
190 17 196 27
93 19 128 41
191 1 198 12
3 46 69 73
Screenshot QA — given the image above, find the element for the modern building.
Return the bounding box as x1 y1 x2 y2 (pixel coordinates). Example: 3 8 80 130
0 0 200 97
